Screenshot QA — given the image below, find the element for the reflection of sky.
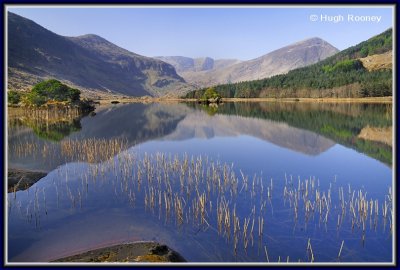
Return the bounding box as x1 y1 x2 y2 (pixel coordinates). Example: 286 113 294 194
134 135 392 196
8 135 393 262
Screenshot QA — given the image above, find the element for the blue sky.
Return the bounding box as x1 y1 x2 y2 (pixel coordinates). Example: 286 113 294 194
8 6 393 60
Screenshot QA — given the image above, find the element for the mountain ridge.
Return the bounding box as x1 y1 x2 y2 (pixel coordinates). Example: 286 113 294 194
7 12 190 97
7 12 342 97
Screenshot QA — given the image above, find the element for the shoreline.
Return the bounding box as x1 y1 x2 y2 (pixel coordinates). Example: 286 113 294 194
93 96 392 104
8 96 392 106
220 96 392 103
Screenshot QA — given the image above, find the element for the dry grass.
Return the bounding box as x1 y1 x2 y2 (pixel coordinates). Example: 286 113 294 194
359 51 392 71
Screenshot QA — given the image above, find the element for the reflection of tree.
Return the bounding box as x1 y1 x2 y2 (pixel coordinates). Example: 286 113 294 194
26 119 81 141
8 108 84 142
189 102 392 165
201 104 218 116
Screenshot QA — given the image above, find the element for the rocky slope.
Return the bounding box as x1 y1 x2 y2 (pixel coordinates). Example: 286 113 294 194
155 56 241 73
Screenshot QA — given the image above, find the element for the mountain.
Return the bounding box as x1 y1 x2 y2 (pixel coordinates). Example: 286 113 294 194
159 38 338 88
155 56 241 73
7 12 192 97
185 28 392 99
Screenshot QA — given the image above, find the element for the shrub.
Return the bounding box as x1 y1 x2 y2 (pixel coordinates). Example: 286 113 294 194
202 87 220 100
8 90 21 105
26 79 81 106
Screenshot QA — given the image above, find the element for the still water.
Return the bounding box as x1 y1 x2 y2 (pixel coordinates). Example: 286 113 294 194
7 102 393 263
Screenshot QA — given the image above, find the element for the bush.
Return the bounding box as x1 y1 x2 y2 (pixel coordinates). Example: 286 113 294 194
26 79 81 106
8 90 21 105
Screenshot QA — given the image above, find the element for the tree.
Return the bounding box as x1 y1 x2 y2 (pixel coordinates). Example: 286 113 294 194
26 91 46 106
8 90 21 105
202 87 220 100
25 79 81 106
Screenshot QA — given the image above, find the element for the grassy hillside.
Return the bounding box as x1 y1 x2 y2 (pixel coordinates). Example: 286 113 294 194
185 29 392 99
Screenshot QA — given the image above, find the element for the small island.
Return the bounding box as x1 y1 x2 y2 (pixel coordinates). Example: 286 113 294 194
197 87 221 105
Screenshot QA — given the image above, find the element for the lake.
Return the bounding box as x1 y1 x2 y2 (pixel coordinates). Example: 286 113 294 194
7 101 393 263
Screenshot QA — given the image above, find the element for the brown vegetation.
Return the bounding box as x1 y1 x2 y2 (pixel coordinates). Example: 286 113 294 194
359 51 392 71
358 126 392 146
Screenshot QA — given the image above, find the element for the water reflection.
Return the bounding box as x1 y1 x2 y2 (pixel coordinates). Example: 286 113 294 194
8 107 84 142
7 150 393 262
7 101 393 263
9 102 392 171
190 102 392 165
8 104 188 171
8 102 392 172
163 110 335 155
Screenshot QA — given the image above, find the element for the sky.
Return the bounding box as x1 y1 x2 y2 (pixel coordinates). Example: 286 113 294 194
8 6 394 60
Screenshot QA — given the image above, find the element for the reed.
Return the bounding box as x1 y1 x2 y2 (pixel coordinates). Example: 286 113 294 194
264 245 270 262
8 143 393 263
338 240 344 259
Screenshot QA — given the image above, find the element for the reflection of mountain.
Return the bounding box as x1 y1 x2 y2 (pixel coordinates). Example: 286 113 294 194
70 103 190 143
8 101 392 173
8 103 191 171
163 111 335 156
195 102 392 165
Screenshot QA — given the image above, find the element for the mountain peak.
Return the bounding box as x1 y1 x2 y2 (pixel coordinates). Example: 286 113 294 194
73 34 110 43
290 37 338 50
303 37 326 42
